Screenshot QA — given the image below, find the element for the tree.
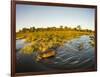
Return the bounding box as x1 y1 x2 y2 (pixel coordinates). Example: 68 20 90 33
64 26 68 30
22 28 29 32
73 27 77 31
76 25 81 30
30 26 35 32
60 25 63 29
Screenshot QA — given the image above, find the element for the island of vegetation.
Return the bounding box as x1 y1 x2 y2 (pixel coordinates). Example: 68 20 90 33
16 25 95 61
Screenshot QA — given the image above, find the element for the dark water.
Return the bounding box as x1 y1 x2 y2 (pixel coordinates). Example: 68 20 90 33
16 35 96 73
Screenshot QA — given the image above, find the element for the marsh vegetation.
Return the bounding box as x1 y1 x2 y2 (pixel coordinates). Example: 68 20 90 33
16 25 94 56
16 25 95 72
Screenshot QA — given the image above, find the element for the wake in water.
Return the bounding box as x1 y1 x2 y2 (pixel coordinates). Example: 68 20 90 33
16 35 95 72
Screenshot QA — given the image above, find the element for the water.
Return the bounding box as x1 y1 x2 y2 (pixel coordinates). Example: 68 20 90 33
16 39 27 50
16 35 96 73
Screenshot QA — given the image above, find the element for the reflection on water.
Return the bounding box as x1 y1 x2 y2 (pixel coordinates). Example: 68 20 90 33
16 35 96 73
